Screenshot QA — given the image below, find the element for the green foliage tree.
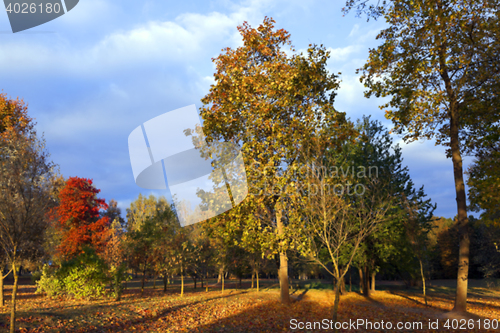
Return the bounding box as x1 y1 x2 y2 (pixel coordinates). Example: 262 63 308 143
467 138 500 226
292 132 396 322
343 117 435 299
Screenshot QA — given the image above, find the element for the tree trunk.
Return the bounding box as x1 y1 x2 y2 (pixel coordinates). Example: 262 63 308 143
153 273 156 289
9 263 18 333
193 277 197 289
451 108 470 313
332 277 342 326
181 262 184 297
221 270 224 294
419 258 427 306
439 40 469 314
257 269 260 292
362 265 370 297
349 269 352 292
141 267 146 296
276 200 290 304
358 267 363 294
371 271 376 292
163 275 167 292
0 272 3 307
251 271 254 289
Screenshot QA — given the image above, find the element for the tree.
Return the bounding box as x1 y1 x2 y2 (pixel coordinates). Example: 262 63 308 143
467 138 500 226
0 253 13 307
344 0 500 313
126 214 161 296
102 218 129 301
125 195 177 296
401 189 435 305
198 16 353 304
342 117 436 297
51 177 111 261
293 134 395 323
0 92 33 139
126 194 168 232
102 199 126 230
0 94 58 333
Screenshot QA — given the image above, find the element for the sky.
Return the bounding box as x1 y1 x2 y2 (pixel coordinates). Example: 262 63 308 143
0 0 475 220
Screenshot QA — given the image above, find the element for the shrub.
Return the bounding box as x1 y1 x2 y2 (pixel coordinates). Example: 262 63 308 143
36 247 111 300
109 263 131 301
31 270 42 284
59 247 110 300
35 264 64 298
63 264 108 300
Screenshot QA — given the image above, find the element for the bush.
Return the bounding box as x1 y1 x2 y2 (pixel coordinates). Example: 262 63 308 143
109 263 131 301
59 247 110 300
31 270 42 284
36 247 111 300
63 264 108 300
35 264 64 298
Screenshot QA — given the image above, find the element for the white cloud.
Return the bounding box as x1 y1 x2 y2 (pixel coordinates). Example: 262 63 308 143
0 3 266 77
327 45 363 63
348 24 359 38
57 0 115 26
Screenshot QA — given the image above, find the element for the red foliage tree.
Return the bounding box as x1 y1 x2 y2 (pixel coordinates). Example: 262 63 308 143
51 177 111 260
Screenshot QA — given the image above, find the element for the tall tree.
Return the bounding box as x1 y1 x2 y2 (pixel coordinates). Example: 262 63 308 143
344 0 500 313
0 94 58 333
198 16 353 304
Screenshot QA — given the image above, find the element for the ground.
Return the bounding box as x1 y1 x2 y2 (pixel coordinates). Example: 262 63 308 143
1 277 500 332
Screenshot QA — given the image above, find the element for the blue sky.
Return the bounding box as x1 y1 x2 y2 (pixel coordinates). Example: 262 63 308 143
0 0 474 219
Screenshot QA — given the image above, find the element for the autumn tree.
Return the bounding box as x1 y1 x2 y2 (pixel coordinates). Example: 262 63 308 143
344 0 500 313
198 16 353 304
126 194 168 232
51 177 111 261
127 214 161 296
102 218 129 301
151 203 179 292
183 224 213 290
0 93 58 333
126 194 177 295
0 92 33 138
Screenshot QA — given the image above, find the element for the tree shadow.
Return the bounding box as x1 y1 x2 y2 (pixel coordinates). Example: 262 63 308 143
291 288 308 301
187 295 321 332
71 291 249 332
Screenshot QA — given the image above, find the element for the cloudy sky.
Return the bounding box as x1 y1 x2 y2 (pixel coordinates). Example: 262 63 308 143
0 0 474 219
